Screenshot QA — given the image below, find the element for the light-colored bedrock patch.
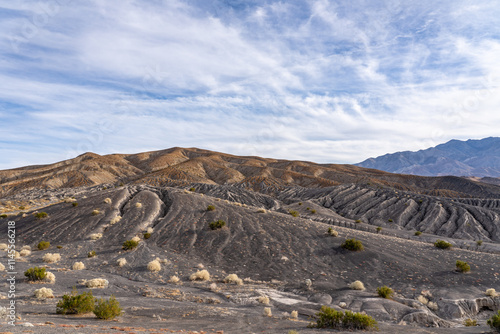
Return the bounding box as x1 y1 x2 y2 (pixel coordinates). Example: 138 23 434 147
125 190 165 234
96 187 131 234
436 296 500 319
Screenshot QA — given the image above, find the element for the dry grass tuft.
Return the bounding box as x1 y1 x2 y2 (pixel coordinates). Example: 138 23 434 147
147 259 162 272
44 272 56 283
0 243 8 250
486 288 498 297
110 216 122 225
89 233 103 240
146 227 154 234
290 310 298 320
0 263 5 271
104 198 112 204
21 245 31 251
417 295 429 305
224 274 243 285
34 287 54 299
169 275 180 283
427 301 438 311
117 258 127 267
131 236 141 243
20 249 31 257
257 208 267 213
92 209 100 216
135 202 142 208
264 307 272 317
258 296 270 305
85 278 109 288
42 253 61 263
349 280 365 291
190 269 210 281
72 262 85 270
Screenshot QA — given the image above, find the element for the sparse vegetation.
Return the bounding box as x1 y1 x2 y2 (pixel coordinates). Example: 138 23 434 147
328 227 338 237
93 295 122 320
92 209 100 216
264 307 272 317
377 286 393 299
289 210 299 217
72 202 78 207
311 209 316 214
37 241 50 250
434 240 452 249
147 259 162 272
476 240 483 246
169 275 180 283
388 219 393 222
486 288 498 297
57 245 63 249
88 250 96 258
24 267 47 281
341 238 364 251
349 280 366 291
209 219 226 230
122 240 139 250
415 231 422 236
45 272 56 283
73 262 85 270
311 306 378 330
56 289 95 315
355 219 362 223
487 311 500 332
463 318 477 327
189 187 195 192
376 227 382 233
110 215 122 225
291 310 298 320
35 212 48 219
456 260 470 273
42 253 61 263
258 296 270 305
224 274 243 285
207 205 216 211
257 208 267 213
34 287 54 299
135 202 142 208
0 214 7 219
85 278 109 288
143 232 151 239
89 233 103 240
20 249 31 257
117 258 127 267
104 198 112 204
19 206 25 210
190 269 210 281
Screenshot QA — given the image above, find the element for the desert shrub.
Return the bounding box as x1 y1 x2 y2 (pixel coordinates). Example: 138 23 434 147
311 306 378 330
110 215 122 225
117 258 127 267
45 272 56 283
209 219 226 230
147 259 161 272
104 198 112 204
37 241 50 250
89 233 103 240
476 240 483 246
224 274 243 285
486 288 498 297
122 240 139 250
0 263 5 271
257 208 267 213
169 275 180 283
289 210 299 217
328 228 338 237
143 232 151 239
207 205 216 211
311 209 316 214
349 280 365 291
456 260 470 273
434 240 452 249
88 251 96 258
42 253 61 263
341 239 364 251
291 310 299 320
35 212 48 219
73 262 85 270
377 286 393 299
264 307 272 317
415 231 422 236
355 219 362 223
72 202 78 207
85 278 109 288
131 236 141 243
92 210 100 216
56 289 95 315
24 267 47 281
487 311 500 332
388 219 393 222
190 269 210 281
21 245 31 251
34 287 54 299
19 206 25 210
0 243 8 250
463 318 477 326
417 295 428 305
298 202 302 205
427 301 438 311
20 249 31 257
135 202 142 208
376 227 382 233
0 214 8 219
93 295 122 320
258 296 270 305
57 245 63 249
189 187 195 192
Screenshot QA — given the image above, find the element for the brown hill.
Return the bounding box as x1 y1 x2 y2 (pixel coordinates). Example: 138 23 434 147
1 147 500 198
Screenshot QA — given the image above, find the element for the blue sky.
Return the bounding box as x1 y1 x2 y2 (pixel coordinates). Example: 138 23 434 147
1 0 500 169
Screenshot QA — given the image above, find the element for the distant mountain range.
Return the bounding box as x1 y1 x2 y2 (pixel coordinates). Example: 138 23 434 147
356 137 500 178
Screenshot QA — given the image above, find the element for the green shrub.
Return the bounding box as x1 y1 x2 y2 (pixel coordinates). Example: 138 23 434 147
388 219 393 222
311 306 378 330
463 318 477 327
476 240 483 246
19 206 25 210
311 209 316 214
355 219 362 223
415 231 422 236
377 286 393 299
24 267 47 281
488 311 500 332
72 202 78 207
456 260 470 273
57 245 63 249
207 205 216 211
289 210 299 217
189 187 195 192
143 233 151 239
34 212 48 219
122 240 139 250
93 295 122 320
209 219 226 230
88 250 96 258
0 214 8 219
56 288 95 315
376 227 382 233
434 240 452 249
341 239 364 251
37 241 50 250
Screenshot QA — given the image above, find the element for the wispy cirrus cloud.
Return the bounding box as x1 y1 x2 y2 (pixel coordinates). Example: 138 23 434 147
0 0 499 169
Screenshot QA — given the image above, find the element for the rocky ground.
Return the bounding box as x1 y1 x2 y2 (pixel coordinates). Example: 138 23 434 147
0 184 499 333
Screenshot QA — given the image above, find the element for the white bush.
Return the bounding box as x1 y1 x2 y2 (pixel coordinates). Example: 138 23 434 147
190 269 210 281
85 278 109 288
147 259 161 272
264 307 272 317
42 253 61 263
131 236 141 243
0 243 7 250
224 274 243 285
21 245 31 251
20 249 31 257
417 295 428 305
258 296 270 305
486 288 497 297
0 263 5 271
135 202 142 208
290 310 298 320
257 208 267 213
110 215 122 225
328 229 339 237
89 233 103 240
146 227 154 234
104 198 112 204
427 301 438 311
169 275 180 283
117 258 127 267
72 262 85 270
348 280 365 291
44 272 56 283
92 209 100 215
34 287 54 299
